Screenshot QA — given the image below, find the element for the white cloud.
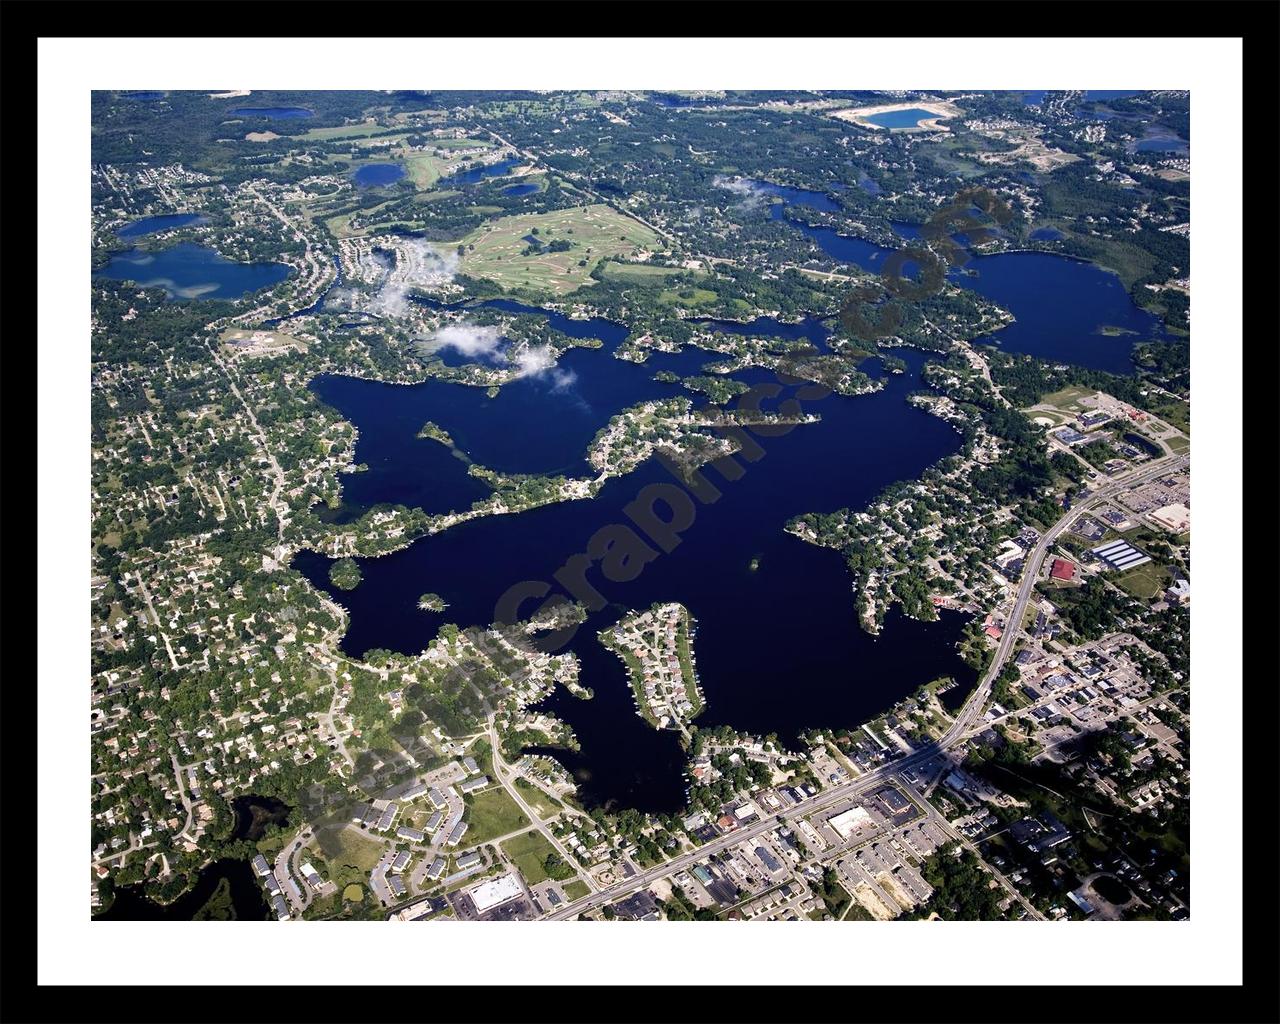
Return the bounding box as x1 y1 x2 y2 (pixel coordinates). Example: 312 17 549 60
547 367 578 392
328 240 461 318
713 174 768 210
512 345 556 377
428 323 505 360
512 346 580 394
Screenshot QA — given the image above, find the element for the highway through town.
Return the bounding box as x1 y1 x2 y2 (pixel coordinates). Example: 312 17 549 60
546 453 1187 919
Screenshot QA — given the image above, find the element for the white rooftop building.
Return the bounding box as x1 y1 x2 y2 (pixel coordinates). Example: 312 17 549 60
467 873 523 913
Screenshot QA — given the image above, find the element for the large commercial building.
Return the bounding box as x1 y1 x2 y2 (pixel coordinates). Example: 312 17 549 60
467 873 523 913
828 805 873 839
1149 503 1190 533
1091 539 1152 572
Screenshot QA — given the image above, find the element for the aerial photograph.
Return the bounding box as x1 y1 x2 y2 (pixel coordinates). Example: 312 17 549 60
89 87 1193 925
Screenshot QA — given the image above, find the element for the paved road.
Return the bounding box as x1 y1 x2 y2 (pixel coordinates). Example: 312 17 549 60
169 752 196 844
488 717 600 894
207 343 290 544
546 453 1187 920
132 571 180 670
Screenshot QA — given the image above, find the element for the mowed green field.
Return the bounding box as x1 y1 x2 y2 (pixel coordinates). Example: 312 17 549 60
599 261 687 283
456 204 661 295
329 828 385 872
1114 561 1173 600
395 142 494 189
463 787 530 844
501 830 558 885
1029 385 1096 414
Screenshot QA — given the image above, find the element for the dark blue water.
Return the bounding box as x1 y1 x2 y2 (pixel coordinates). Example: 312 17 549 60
693 314 831 348
864 108 939 129
353 163 407 188
1133 136 1188 155
775 206 900 269
294 346 976 812
313 299 715 519
414 296 632 347
94 858 269 921
436 157 521 188
1084 90 1144 101
505 183 539 196
944 251 1173 373
117 213 208 239
1031 227 1065 241
751 180 841 213
231 106 313 119
775 207 1172 374
94 243 291 301
123 91 165 102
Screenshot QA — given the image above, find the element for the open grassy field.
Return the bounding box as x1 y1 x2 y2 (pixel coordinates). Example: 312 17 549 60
463 787 530 844
456 204 660 296
599 261 688 283
1113 561 1173 600
1030 385 1096 414
328 828 385 872
562 879 590 900
513 777 562 818
401 151 452 189
501 830 558 885
660 286 717 306
400 140 494 188
323 207 376 240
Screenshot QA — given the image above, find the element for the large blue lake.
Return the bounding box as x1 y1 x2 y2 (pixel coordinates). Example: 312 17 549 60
314 299 719 517
436 157 522 188
353 163 407 188
864 108 941 129
291 171 1177 811
297 317 977 811
762 185 1173 374
117 213 208 239
95 243 291 301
